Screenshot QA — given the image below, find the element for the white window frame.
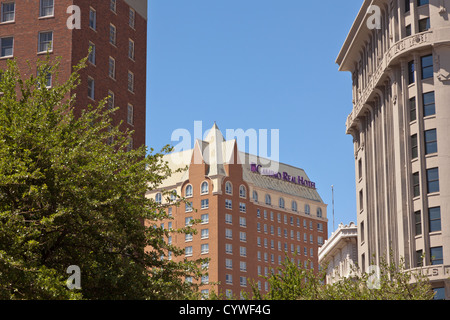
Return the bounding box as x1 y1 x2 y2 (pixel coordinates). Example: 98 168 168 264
108 56 116 79
89 7 96 30
128 39 135 60
39 0 54 18
1 2 15 23
127 70 134 92
109 24 117 46
87 76 95 100
0 36 14 58
129 8 136 29
88 42 96 65
38 31 53 53
127 103 134 125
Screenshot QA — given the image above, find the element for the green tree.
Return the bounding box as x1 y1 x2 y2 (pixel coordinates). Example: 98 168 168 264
0 56 204 300
246 253 435 300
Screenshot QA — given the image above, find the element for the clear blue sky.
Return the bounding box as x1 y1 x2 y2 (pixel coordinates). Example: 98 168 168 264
146 0 364 236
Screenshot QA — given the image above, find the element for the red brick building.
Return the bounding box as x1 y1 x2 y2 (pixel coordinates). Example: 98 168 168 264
0 0 147 148
148 124 328 298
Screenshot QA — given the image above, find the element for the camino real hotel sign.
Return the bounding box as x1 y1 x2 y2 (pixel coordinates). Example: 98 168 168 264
250 164 317 190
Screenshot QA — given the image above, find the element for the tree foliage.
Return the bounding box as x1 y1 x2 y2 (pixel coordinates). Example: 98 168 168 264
0 56 204 300
245 253 435 300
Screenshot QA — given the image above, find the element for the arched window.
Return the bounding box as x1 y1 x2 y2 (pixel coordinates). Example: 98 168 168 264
292 201 298 212
253 190 258 202
201 181 209 194
239 185 246 198
279 197 285 209
317 208 323 218
225 181 232 195
185 184 193 197
155 193 162 204
170 190 177 201
265 194 271 205
305 204 310 215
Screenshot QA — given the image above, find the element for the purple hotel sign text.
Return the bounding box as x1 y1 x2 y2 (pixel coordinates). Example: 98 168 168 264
251 164 316 189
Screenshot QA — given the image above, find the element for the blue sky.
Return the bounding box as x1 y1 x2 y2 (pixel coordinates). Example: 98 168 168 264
146 0 364 235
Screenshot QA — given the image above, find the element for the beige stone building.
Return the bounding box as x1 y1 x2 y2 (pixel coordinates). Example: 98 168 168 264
318 223 358 285
337 0 450 299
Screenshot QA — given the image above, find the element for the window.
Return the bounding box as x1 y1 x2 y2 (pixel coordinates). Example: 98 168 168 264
225 181 232 195
201 244 209 255
108 57 116 79
409 97 417 122
225 259 232 269
110 0 117 13
87 77 95 100
201 199 209 209
265 194 271 205
305 204 310 215
129 8 136 28
88 42 96 65
110 24 117 46
225 199 232 209
127 137 133 152
1 2 15 22
128 71 134 92
201 181 209 194
201 214 209 224
239 217 247 228
417 0 429 7
408 60 415 85
128 39 135 60
279 197 285 209
418 18 430 33
426 167 439 194
413 172 420 197
39 0 54 17
240 276 247 287
359 190 364 211
240 261 247 272
430 247 443 265
127 104 134 125
185 217 193 227
225 214 232 224
423 91 435 117
292 201 297 212
253 191 258 202
185 185 193 197
424 129 437 155
411 134 418 159
421 55 433 80
185 202 193 213
429 207 441 232
38 31 53 53
361 221 365 243
405 0 411 12
405 24 412 37
239 202 246 213
358 159 362 179
0 36 13 57
185 246 193 257
414 211 422 236
316 208 322 218
239 185 246 198
416 250 423 267
225 273 232 284
155 193 162 204
37 67 52 88
89 8 96 30
240 246 247 257
239 232 246 242
225 229 232 240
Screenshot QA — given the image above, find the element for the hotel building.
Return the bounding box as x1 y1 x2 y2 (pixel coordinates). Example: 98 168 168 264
147 124 328 298
337 0 450 299
0 0 147 148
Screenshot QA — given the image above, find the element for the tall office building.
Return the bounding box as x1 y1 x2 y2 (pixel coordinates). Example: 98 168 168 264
337 0 450 299
147 124 328 298
0 0 147 148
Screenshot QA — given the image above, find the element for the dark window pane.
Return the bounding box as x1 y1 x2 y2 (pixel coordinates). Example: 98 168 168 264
423 92 436 116
410 97 417 121
411 134 418 159
408 61 415 84
421 55 433 79
424 129 437 154
415 211 422 236
413 172 420 197
429 207 441 232
430 247 443 265
427 168 439 193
